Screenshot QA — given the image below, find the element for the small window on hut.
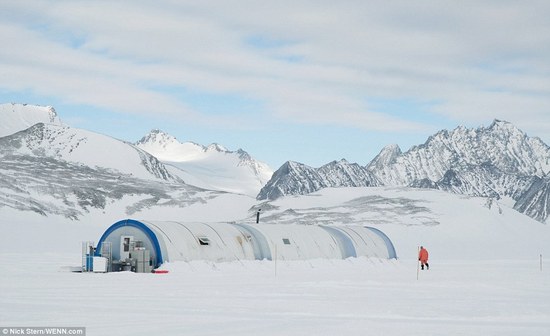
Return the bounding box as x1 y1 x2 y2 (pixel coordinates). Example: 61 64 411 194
198 237 211 246
282 238 291 245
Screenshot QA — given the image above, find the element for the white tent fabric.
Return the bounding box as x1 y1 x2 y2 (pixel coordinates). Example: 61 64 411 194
96 219 397 267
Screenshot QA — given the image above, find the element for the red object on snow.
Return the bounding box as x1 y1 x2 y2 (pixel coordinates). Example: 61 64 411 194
153 270 169 274
419 247 429 262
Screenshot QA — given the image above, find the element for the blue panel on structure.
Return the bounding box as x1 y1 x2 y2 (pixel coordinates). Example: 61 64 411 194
364 226 398 259
96 219 164 268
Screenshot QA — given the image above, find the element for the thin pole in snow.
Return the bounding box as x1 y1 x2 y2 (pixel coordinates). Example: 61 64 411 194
541 254 543 272
274 244 278 278
416 246 420 280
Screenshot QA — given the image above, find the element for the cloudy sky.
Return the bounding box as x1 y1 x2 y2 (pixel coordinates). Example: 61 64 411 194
1 0 549 168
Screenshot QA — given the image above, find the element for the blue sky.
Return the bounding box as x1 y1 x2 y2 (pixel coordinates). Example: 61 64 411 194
1 0 549 169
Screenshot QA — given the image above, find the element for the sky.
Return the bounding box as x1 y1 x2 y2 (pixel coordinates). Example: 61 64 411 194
1 0 549 169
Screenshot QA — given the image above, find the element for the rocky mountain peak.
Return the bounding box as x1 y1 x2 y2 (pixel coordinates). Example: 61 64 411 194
206 143 228 153
367 144 402 171
257 121 550 223
258 159 380 201
136 129 179 148
488 119 515 130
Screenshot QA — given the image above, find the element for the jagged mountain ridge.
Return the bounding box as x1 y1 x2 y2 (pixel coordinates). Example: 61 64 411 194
0 104 271 219
372 120 549 186
135 129 273 196
258 120 550 223
257 159 381 200
1 104 548 223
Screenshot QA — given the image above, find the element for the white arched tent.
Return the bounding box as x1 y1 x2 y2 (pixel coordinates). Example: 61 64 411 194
94 219 397 271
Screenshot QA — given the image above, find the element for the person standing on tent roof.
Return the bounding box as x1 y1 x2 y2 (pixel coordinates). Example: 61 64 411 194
419 246 429 270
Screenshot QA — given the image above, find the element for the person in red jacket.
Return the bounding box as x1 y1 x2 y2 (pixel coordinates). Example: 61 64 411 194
419 246 429 270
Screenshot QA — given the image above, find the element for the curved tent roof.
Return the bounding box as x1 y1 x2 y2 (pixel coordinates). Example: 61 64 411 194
96 219 397 268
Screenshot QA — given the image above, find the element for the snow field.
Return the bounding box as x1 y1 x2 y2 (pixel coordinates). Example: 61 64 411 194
1 184 549 335
1 254 548 336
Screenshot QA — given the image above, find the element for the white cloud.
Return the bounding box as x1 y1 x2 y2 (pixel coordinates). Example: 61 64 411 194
1 0 549 138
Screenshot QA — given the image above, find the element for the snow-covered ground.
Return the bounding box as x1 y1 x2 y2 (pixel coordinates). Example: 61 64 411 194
0 254 548 336
260 187 550 260
2 104 549 335
1 187 549 335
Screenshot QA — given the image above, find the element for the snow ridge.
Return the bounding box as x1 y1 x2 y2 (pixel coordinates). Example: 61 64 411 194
0 103 62 137
0 122 230 219
136 129 273 196
3 123 180 182
259 120 550 223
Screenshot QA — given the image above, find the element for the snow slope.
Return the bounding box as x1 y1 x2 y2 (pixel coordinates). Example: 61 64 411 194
1 186 549 335
0 106 267 220
0 123 259 219
2 123 177 181
136 129 273 196
256 187 550 260
0 103 62 137
2 186 548 260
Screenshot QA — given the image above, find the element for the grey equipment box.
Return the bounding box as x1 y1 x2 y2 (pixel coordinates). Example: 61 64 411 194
131 249 152 273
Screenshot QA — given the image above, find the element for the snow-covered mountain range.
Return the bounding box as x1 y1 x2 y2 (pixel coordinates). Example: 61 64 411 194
1 103 549 224
135 129 272 196
257 160 381 200
3 103 549 336
258 120 550 223
0 103 264 219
